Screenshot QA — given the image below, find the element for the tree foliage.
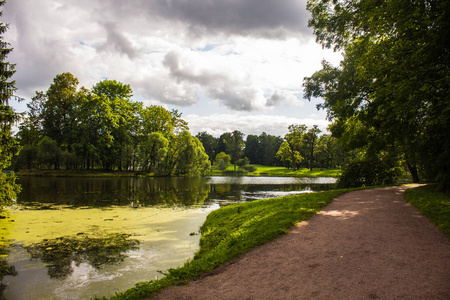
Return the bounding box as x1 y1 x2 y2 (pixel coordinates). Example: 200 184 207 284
0 1 21 206
214 152 231 169
223 130 245 171
14 73 210 176
305 0 450 190
276 125 307 170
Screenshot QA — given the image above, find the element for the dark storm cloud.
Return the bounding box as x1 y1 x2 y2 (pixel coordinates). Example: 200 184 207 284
147 0 310 39
101 0 311 40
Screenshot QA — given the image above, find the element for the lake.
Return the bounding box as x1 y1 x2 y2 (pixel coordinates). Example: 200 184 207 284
0 176 336 299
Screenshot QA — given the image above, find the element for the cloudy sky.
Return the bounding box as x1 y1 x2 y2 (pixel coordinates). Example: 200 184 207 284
3 0 342 137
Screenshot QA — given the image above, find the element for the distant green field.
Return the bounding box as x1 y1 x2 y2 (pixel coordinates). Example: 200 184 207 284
207 165 341 177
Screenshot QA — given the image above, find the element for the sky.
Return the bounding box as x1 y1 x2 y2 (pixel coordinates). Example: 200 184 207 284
3 0 342 138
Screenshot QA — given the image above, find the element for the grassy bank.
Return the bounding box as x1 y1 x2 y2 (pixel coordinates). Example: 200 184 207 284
207 165 341 177
104 189 349 299
404 184 450 239
17 166 341 178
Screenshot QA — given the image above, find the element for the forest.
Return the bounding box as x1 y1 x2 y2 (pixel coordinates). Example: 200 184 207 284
11 72 346 174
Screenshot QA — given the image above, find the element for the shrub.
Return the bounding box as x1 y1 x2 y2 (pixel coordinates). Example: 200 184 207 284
337 154 402 188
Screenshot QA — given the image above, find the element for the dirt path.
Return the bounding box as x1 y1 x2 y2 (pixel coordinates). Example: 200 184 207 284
153 186 450 299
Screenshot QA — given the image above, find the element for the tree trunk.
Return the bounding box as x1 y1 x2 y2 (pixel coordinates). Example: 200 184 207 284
406 162 420 183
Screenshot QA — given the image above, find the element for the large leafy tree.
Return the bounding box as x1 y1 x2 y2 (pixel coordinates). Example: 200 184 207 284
303 125 321 171
195 131 218 162
304 0 450 190
277 124 307 171
223 130 245 171
91 80 140 170
41 72 80 152
0 1 21 206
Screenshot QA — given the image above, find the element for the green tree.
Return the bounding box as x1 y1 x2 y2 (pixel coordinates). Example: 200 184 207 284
196 131 218 163
91 80 140 170
217 158 228 172
277 125 306 170
244 135 261 164
41 72 80 154
0 1 21 206
214 152 231 170
276 141 301 169
304 0 450 190
37 136 61 169
259 133 283 166
173 131 211 175
140 132 169 173
303 125 321 171
315 134 346 169
141 105 174 137
223 130 245 171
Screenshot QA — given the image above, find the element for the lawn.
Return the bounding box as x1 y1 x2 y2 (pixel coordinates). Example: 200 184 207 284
206 164 341 177
404 184 450 239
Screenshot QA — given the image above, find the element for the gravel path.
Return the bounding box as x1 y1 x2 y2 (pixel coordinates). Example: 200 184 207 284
153 186 450 299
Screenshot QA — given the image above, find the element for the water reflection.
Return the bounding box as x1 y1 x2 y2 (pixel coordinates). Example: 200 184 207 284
16 176 336 208
0 244 17 296
17 177 211 208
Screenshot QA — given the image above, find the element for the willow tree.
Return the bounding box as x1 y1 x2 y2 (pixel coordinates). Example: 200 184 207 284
304 0 450 190
0 0 21 206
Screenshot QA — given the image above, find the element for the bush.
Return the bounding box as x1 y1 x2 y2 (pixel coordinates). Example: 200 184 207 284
337 154 402 188
241 165 257 172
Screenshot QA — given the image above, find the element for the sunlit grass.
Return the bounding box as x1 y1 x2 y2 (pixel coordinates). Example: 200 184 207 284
207 165 341 177
404 184 450 239
105 189 349 299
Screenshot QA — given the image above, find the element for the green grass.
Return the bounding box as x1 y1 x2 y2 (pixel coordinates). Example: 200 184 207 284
104 189 349 299
206 165 341 177
404 184 450 239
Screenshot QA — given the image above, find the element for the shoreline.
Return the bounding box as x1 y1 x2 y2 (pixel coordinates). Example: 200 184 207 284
14 167 342 178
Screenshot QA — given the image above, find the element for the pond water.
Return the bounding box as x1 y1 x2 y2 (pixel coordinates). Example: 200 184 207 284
0 176 336 299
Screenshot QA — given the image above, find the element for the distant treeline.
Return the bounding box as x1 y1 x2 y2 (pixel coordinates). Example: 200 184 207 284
196 125 347 171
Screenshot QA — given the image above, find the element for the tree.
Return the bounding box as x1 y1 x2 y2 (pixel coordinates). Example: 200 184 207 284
41 72 80 152
276 141 302 169
91 80 140 170
0 1 21 206
141 105 174 137
315 134 346 169
304 0 450 190
196 132 218 163
37 137 61 169
303 125 321 171
277 125 306 170
214 152 231 171
173 131 210 175
244 135 261 164
140 132 169 173
223 130 245 171
259 132 283 166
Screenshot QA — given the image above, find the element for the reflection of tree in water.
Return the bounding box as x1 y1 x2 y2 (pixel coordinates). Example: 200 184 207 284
25 233 139 279
17 177 212 208
0 244 17 297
